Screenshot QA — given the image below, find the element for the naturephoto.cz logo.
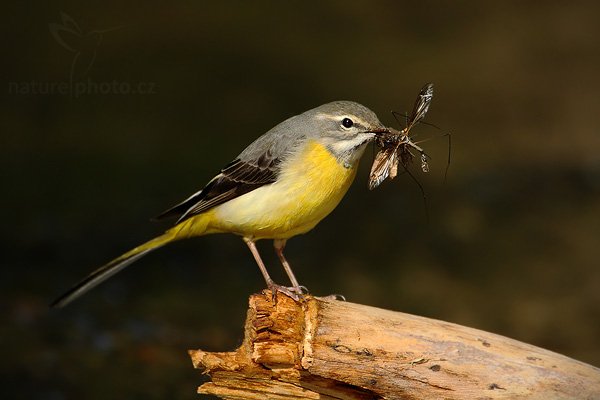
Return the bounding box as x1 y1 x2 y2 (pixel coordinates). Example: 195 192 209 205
7 12 156 97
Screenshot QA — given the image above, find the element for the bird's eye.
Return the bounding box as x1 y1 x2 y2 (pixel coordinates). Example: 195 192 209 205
341 118 354 129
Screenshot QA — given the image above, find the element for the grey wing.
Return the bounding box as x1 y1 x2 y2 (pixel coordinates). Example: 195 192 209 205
155 147 281 223
155 110 307 223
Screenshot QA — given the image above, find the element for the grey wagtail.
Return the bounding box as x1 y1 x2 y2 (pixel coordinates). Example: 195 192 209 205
51 101 387 307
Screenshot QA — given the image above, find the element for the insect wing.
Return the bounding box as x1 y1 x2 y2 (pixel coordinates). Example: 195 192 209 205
369 146 397 190
407 83 434 131
388 149 399 179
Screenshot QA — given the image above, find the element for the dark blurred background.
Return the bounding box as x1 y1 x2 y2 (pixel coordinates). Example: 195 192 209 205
2 1 600 399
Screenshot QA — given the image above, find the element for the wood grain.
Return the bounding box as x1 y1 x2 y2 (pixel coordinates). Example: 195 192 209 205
189 292 600 399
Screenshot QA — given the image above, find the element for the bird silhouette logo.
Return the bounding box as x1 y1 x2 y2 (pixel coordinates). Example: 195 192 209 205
49 12 121 83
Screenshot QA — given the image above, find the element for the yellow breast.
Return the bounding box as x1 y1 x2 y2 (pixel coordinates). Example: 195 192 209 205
209 139 359 239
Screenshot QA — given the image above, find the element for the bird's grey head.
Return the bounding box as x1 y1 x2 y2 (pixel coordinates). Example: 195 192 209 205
303 101 385 164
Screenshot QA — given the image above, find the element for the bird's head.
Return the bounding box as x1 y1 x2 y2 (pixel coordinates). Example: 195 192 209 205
305 101 386 166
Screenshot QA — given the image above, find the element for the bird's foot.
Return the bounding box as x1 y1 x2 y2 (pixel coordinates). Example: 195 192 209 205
315 293 346 301
265 283 307 302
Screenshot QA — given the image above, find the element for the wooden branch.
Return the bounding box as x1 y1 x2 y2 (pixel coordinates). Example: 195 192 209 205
189 291 600 399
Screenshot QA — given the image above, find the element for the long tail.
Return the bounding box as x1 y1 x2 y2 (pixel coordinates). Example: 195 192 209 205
51 231 179 308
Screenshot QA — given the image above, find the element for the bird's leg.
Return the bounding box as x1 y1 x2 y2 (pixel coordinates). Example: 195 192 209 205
243 237 300 301
273 239 306 295
244 237 274 286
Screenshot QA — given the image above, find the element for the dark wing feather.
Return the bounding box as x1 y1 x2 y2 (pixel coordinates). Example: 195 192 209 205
155 152 280 223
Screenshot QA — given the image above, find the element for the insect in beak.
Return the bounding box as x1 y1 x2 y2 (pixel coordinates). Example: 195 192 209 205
368 83 434 190
366 127 390 135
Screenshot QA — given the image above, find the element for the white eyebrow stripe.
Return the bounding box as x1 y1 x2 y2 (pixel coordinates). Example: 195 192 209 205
315 113 370 127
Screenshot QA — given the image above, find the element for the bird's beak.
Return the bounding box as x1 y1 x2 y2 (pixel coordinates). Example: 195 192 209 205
365 127 390 136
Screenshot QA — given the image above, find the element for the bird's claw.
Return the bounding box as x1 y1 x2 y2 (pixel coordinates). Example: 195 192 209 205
265 283 305 302
316 293 346 301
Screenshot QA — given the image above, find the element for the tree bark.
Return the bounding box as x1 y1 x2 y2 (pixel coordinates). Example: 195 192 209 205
189 291 600 399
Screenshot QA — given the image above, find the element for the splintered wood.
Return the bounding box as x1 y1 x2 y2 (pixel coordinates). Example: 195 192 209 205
189 292 600 399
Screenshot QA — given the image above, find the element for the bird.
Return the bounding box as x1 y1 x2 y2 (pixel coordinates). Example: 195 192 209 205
51 101 387 307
